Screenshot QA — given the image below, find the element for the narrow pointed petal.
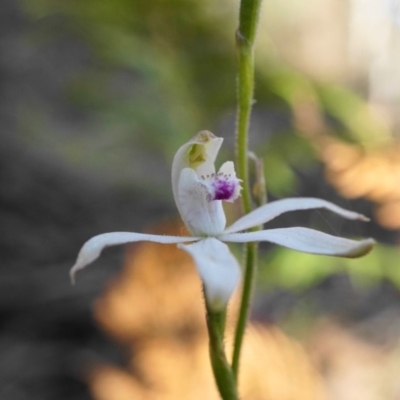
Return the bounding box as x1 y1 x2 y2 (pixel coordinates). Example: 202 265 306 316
70 232 198 283
224 197 370 234
171 131 223 219
221 227 375 258
178 238 241 311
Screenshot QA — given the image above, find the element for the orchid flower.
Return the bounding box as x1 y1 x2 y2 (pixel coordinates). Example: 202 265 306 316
70 131 374 310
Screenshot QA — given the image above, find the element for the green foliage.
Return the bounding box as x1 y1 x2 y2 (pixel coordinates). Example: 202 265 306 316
25 0 237 127
258 243 400 292
262 131 315 196
316 85 391 145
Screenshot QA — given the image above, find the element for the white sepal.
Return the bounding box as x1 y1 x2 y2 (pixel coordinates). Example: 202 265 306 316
178 238 241 311
224 197 370 234
221 227 375 258
70 232 198 283
178 168 226 236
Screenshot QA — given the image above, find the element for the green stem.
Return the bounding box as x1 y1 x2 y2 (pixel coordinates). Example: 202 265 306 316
205 300 239 400
235 36 254 214
233 0 263 380
231 242 257 378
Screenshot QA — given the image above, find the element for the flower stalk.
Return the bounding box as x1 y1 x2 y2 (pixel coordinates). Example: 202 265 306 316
205 297 239 400
233 0 263 380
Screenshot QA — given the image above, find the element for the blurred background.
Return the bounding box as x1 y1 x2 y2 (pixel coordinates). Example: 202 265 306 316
2 0 400 399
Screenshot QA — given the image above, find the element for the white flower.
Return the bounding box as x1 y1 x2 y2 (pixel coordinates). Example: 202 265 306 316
70 131 375 310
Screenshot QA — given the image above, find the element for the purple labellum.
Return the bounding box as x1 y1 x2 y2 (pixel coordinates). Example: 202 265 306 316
199 168 242 204
212 178 237 201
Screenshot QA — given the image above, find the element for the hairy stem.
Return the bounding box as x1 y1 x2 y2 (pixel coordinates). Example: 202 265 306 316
233 0 263 380
205 300 239 400
231 242 257 378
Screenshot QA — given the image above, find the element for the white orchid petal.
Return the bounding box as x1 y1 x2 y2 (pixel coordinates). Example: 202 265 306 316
70 232 198 283
221 227 375 258
224 197 370 234
171 131 223 219
178 238 241 311
178 168 226 236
